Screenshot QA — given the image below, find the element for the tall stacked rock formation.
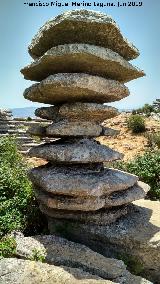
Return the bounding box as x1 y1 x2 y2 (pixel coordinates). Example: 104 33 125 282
21 10 149 226
0 109 14 135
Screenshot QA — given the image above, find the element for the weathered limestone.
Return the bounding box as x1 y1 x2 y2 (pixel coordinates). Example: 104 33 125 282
22 10 148 226
39 204 129 225
21 10 154 282
0 109 13 135
35 103 118 122
28 124 120 138
28 139 123 163
28 124 47 137
13 233 126 280
23 74 130 104
46 120 103 137
0 258 152 284
1 234 152 284
28 166 138 197
48 200 160 283
34 181 149 211
28 10 139 60
22 44 144 82
0 258 116 284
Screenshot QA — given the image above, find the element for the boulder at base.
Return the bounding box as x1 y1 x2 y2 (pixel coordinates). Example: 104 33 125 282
48 200 160 283
4 233 152 284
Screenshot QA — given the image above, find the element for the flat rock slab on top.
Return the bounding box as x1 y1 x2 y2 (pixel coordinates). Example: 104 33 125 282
35 103 118 122
22 44 144 82
29 166 138 197
28 10 139 60
28 138 123 163
34 181 149 211
23 73 130 104
40 204 129 225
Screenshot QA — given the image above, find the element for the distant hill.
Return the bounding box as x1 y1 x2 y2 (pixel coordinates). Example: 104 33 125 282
11 107 37 118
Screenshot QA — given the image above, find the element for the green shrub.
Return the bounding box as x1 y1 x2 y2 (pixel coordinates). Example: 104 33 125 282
113 150 160 200
127 115 146 133
27 117 32 121
132 109 136 115
0 236 16 258
0 136 48 238
29 248 46 262
146 132 160 149
135 104 154 115
117 253 144 275
142 104 154 115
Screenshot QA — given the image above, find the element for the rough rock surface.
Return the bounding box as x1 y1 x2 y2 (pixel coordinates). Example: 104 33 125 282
28 139 123 163
40 204 129 225
28 124 120 138
11 233 152 283
102 127 120 136
0 258 115 284
0 258 152 284
23 74 130 104
34 181 149 211
48 200 160 283
29 166 138 197
35 103 118 122
28 125 48 137
46 120 103 137
12 233 126 280
22 44 144 82
28 10 139 60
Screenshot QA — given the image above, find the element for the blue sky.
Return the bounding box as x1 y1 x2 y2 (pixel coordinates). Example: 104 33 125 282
0 0 159 110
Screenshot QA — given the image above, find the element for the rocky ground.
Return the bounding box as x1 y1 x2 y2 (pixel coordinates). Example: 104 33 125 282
0 228 153 284
99 112 160 161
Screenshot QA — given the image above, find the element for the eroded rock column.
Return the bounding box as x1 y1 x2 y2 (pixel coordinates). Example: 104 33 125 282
21 10 149 227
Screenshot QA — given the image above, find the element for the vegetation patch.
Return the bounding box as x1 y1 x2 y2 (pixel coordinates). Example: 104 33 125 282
132 103 158 116
112 150 160 200
145 132 160 149
117 253 144 275
0 236 16 258
0 136 48 238
127 114 146 133
29 248 46 262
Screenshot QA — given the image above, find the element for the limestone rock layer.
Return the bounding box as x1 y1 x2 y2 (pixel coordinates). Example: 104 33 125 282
22 9 148 226
21 44 145 82
28 10 139 60
24 73 130 104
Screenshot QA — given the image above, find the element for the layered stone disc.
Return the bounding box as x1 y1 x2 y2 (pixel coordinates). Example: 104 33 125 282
46 120 103 137
35 103 118 122
22 44 144 82
28 138 123 163
23 74 129 104
34 181 150 211
29 165 138 197
28 124 120 138
28 10 139 60
40 203 130 225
